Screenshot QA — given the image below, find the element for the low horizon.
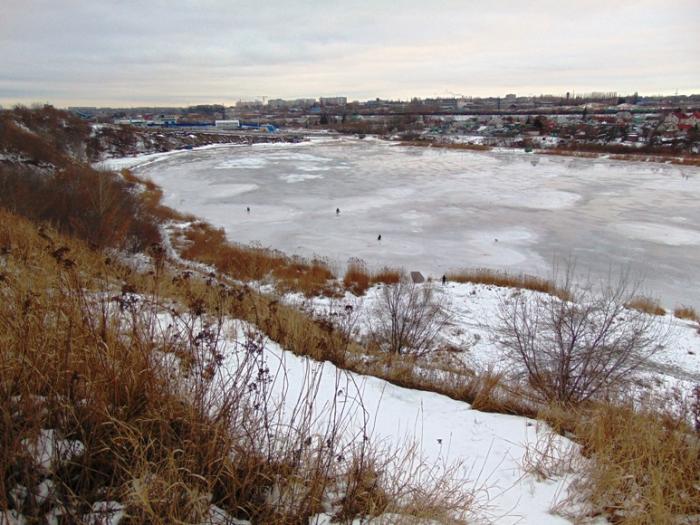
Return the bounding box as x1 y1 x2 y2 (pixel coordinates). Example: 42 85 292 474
5 89 700 111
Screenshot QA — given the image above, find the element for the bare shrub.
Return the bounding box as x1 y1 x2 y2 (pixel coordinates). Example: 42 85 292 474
497 269 664 404
367 279 449 356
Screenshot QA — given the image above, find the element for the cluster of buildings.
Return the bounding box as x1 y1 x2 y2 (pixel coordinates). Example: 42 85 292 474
260 97 347 111
229 92 700 117
417 110 700 152
67 93 700 153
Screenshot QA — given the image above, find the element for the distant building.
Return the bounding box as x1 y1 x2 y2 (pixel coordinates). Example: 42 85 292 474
153 114 178 126
267 99 288 110
320 96 347 106
293 98 317 107
236 100 263 109
114 118 147 126
68 106 97 114
215 119 240 130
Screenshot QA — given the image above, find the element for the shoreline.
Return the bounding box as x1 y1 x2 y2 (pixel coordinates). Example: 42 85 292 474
99 130 700 172
396 139 700 166
123 136 700 310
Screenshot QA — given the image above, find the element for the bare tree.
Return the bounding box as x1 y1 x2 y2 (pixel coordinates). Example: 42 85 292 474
497 268 664 404
367 278 449 356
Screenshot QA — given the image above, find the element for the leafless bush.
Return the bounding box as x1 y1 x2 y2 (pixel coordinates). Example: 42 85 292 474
367 279 450 356
497 268 664 404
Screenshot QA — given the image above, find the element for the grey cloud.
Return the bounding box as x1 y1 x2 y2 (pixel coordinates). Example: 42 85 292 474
1 0 698 106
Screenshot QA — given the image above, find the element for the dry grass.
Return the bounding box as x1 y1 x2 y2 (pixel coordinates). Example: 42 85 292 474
0 212 272 522
0 162 162 251
465 369 511 413
572 404 700 523
344 259 372 295
674 305 699 322
624 295 666 316
0 108 163 251
272 260 336 297
0 210 479 523
447 268 572 301
119 169 196 224
535 400 700 523
344 262 403 295
174 221 337 296
370 267 402 285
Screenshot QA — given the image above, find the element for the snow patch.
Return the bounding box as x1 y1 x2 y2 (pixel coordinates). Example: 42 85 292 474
21 429 85 472
212 321 580 524
280 173 324 183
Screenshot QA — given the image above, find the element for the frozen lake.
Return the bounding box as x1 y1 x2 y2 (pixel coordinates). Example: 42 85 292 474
136 137 700 308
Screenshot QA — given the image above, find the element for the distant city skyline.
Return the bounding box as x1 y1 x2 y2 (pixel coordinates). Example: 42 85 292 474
1 0 698 107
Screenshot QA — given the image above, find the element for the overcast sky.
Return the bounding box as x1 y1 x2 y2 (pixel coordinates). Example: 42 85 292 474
1 0 698 107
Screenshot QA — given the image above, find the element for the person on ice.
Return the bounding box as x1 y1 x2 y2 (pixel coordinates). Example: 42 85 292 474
336 208 340 215
377 234 382 241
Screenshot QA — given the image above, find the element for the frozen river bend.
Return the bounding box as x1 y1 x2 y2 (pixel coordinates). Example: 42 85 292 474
132 138 700 307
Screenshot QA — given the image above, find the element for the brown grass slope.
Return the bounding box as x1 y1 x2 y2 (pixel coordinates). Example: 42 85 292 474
3 210 472 523
0 106 161 251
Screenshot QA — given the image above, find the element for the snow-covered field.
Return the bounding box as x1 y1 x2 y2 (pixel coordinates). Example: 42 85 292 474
126 137 700 309
211 320 583 525
286 281 700 408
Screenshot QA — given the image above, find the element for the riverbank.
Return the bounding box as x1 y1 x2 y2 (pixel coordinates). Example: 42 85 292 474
397 138 700 166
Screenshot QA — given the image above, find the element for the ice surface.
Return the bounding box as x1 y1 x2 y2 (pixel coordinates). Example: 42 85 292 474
135 138 700 307
614 221 700 246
